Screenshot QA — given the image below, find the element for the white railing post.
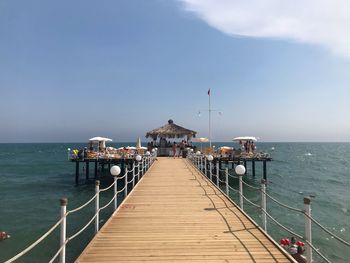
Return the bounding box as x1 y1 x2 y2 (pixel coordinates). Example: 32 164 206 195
95 180 100 234
304 197 313 263
132 162 135 189
261 179 267 232
216 162 219 187
59 198 67 263
239 174 243 210
114 176 118 210
225 168 229 195
125 167 128 197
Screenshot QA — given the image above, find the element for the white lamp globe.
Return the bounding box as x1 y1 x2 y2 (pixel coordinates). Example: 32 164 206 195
154 148 158 151
190 148 194 152
110 165 121 176
207 155 214 161
196 151 201 155
145 151 150 156
135 155 142 162
235 165 246 176
151 148 155 153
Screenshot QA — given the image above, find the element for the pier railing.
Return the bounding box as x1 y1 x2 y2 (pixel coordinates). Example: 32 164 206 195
189 153 350 263
4 153 157 263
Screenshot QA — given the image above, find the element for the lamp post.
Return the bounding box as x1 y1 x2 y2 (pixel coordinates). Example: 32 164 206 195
235 164 246 210
110 165 121 210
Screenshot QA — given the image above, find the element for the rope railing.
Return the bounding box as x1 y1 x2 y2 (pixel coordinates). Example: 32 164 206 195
189 153 350 263
5 153 157 263
304 212 350 247
4 217 65 263
264 191 304 213
67 214 98 241
68 193 98 214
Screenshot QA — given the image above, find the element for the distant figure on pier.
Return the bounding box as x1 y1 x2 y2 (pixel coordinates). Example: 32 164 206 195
172 142 177 158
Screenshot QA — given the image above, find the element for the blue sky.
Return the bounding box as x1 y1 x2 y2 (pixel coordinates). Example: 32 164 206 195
1 0 350 142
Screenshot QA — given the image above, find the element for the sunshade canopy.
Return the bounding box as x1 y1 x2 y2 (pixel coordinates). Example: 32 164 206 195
146 120 197 140
89 137 113 142
194 137 209 143
233 136 257 142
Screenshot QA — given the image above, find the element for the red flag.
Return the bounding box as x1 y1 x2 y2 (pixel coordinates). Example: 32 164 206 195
208 88 211 96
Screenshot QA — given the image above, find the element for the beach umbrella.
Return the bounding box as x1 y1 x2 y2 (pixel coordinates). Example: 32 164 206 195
136 137 142 148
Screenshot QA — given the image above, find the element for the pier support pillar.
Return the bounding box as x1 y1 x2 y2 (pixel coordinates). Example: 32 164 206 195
263 161 267 180
252 160 256 177
85 161 89 180
244 160 247 175
94 160 98 178
75 162 79 185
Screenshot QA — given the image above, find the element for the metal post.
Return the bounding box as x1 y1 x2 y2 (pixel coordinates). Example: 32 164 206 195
204 158 207 176
132 161 135 189
95 180 100 233
261 179 267 232
304 197 312 263
216 162 219 187
239 175 243 210
114 176 117 210
209 161 212 181
59 198 67 263
125 167 128 197
225 168 229 195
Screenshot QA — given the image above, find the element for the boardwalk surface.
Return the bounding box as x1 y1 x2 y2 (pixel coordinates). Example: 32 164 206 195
77 158 294 263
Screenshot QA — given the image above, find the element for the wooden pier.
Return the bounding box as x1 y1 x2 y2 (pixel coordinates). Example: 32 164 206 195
76 157 294 263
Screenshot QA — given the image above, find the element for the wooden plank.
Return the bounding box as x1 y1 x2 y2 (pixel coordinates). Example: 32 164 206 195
76 158 295 263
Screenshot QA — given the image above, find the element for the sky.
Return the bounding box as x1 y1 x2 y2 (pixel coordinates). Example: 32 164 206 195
1 0 350 142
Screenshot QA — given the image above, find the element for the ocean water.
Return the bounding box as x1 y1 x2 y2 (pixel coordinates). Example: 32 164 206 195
0 142 349 262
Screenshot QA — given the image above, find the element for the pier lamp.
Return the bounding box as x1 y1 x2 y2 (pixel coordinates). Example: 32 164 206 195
110 165 121 177
151 149 156 153
235 165 246 176
135 155 142 162
145 151 150 156
207 155 214 161
235 164 246 209
196 151 201 155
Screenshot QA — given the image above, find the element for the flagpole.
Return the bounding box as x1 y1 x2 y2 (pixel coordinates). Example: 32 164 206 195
209 89 211 148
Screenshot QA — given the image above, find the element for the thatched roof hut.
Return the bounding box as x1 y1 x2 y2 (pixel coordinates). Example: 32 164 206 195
146 120 197 140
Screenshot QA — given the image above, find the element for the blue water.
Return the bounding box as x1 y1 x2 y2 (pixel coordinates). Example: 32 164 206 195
0 142 349 262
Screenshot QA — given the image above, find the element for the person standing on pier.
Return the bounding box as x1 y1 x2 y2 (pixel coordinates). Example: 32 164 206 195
172 142 177 158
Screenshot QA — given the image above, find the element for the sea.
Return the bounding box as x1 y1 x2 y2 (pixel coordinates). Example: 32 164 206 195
0 142 349 263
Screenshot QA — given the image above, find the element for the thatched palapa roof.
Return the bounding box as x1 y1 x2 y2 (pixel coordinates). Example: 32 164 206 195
146 120 197 140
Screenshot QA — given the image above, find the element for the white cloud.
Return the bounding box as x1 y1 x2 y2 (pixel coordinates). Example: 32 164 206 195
179 0 350 58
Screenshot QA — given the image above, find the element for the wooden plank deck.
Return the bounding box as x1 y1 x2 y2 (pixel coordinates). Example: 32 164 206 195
76 158 295 263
